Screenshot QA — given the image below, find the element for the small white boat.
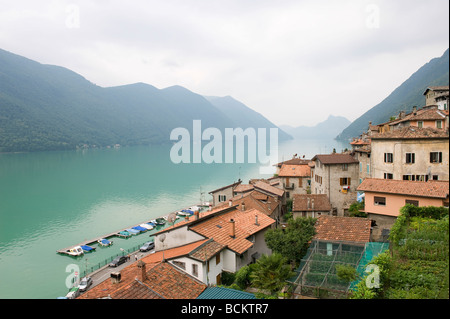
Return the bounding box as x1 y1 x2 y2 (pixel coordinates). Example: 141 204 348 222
140 223 154 230
67 246 84 256
189 206 200 211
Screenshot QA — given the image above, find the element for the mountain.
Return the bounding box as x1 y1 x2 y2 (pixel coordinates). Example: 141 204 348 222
204 95 292 141
279 115 351 139
336 48 449 141
0 48 290 152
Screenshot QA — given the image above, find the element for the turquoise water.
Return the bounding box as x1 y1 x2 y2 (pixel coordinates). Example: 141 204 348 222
0 138 348 299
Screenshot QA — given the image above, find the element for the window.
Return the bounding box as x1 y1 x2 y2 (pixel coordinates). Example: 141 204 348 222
359 162 362 172
405 199 419 207
366 164 370 174
432 175 439 180
436 120 443 129
406 153 415 164
384 173 393 179
418 121 423 128
173 261 186 270
216 254 220 265
384 153 393 163
430 152 443 163
374 196 386 206
192 264 198 277
342 164 348 171
218 195 227 202
340 177 351 186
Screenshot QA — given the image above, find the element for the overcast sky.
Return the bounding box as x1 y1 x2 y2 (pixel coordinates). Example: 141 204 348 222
0 0 448 127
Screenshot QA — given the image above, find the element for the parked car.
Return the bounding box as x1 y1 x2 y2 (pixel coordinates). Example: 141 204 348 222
109 255 129 267
139 241 155 252
78 276 93 292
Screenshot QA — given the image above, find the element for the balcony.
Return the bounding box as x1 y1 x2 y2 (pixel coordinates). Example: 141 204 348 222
283 183 295 190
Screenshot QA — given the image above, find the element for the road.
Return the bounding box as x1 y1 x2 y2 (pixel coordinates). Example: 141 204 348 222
78 246 157 296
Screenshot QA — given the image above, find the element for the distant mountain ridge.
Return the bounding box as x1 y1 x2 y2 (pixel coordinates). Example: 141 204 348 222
336 48 449 141
0 48 291 152
280 115 351 139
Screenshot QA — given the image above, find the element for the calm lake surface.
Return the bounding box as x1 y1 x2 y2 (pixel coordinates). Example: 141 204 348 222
0 138 348 298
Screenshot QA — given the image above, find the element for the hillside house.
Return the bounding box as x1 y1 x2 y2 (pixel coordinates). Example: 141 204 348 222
278 164 311 198
208 180 242 206
423 86 449 108
153 205 276 273
370 126 449 181
357 178 449 240
310 154 360 216
292 194 332 218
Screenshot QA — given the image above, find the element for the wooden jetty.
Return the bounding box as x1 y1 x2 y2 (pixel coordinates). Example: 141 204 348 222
56 203 208 256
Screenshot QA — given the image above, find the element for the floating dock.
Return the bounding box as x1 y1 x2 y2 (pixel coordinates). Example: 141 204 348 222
56 203 208 256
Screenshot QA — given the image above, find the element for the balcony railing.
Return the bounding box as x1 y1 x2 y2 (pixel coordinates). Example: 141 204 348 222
283 183 294 190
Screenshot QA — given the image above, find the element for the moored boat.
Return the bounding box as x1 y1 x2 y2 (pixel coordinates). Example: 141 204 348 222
98 238 113 247
67 246 84 256
155 218 166 225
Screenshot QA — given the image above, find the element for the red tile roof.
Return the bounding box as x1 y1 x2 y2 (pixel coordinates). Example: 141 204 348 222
357 178 449 199
292 194 332 212
371 126 449 140
314 216 371 243
253 180 285 197
278 164 311 177
311 154 359 164
190 208 275 254
78 261 206 299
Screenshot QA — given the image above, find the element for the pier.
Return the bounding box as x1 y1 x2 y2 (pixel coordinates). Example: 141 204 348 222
56 203 208 256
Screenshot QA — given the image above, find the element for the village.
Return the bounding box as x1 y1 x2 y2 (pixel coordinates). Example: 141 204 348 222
76 85 449 300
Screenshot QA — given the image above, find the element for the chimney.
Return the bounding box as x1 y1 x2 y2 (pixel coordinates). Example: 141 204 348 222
137 260 146 282
229 219 236 238
194 210 199 220
241 202 246 211
229 199 232 207
399 111 405 119
255 214 259 226
413 106 417 115
110 271 121 284
185 215 189 222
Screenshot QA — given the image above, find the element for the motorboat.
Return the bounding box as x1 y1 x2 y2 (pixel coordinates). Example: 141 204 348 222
98 238 113 247
67 246 84 256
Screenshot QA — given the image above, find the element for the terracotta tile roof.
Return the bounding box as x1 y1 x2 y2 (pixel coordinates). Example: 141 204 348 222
371 126 449 140
110 279 164 299
217 190 280 217
253 180 285 197
292 194 332 212
276 158 311 167
153 205 238 236
142 240 210 264
357 178 449 199
312 154 359 164
234 184 255 193
189 239 226 262
350 139 370 145
190 208 275 254
208 180 242 194
278 164 311 177
314 216 371 243
143 262 206 299
78 261 206 299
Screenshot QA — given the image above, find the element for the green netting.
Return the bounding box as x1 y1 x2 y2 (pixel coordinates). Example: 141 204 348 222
290 240 389 298
349 242 389 290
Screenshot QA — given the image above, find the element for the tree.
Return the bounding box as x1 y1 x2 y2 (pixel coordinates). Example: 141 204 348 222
250 253 293 296
265 217 316 264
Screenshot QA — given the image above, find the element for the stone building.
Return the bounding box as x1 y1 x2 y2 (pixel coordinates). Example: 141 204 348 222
310 153 359 216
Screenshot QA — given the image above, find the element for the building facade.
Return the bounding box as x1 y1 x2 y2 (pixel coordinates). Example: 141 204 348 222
310 154 360 216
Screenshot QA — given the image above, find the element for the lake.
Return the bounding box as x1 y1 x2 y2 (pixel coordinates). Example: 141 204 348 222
0 137 348 298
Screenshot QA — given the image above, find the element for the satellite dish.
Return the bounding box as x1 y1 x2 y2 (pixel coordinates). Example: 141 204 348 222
167 212 177 224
